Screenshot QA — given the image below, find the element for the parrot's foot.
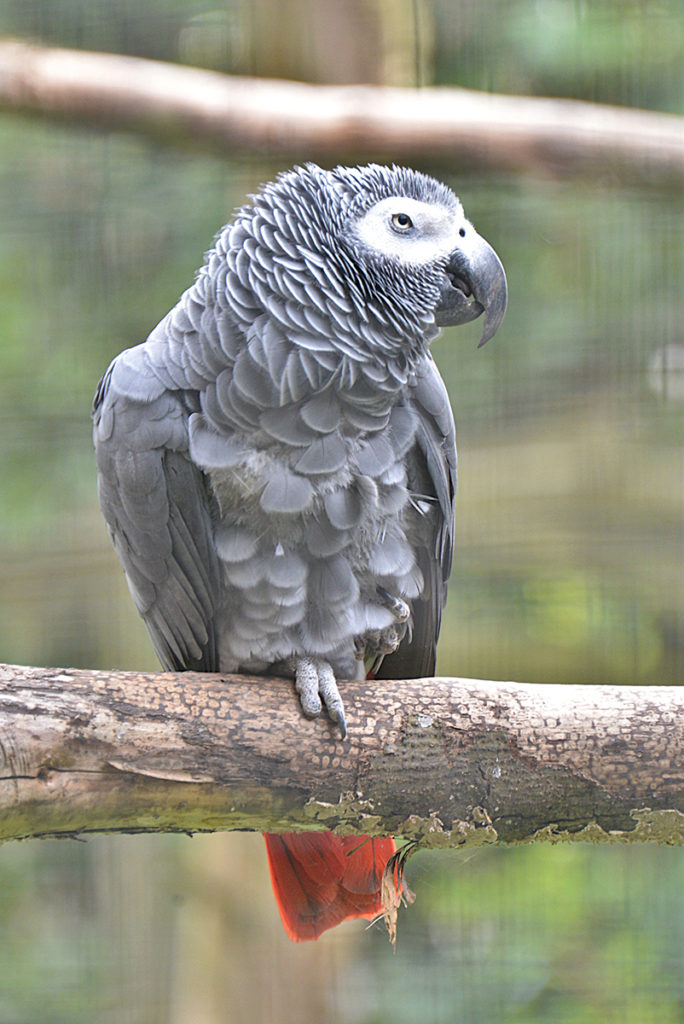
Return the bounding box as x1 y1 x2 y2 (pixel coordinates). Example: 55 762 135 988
292 656 347 738
359 588 412 674
357 624 405 659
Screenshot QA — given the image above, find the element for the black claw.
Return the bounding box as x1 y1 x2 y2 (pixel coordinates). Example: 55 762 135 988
331 707 347 739
376 586 410 624
367 651 385 677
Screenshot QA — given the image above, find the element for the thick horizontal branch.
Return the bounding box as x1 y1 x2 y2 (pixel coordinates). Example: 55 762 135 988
0 39 682 187
1 662 682 849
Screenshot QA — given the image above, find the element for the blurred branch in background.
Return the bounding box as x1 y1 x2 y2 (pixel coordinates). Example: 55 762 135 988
2 661 682 846
0 39 682 188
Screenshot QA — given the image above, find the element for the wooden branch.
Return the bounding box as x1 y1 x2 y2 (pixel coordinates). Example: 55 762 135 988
1 662 682 849
0 39 682 187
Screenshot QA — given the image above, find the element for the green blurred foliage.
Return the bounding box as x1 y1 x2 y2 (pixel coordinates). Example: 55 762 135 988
432 0 684 111
343 843 684 1023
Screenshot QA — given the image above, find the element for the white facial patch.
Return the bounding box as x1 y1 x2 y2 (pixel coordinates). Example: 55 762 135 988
353 196 467 266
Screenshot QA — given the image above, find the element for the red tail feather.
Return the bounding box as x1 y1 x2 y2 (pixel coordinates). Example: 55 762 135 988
264 832 396 942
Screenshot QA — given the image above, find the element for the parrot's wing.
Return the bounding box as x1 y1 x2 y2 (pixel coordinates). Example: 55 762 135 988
93 350 221 673
377 354 456 680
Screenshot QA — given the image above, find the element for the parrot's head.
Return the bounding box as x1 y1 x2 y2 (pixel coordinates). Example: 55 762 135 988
233 163 507 364
337 163 507 349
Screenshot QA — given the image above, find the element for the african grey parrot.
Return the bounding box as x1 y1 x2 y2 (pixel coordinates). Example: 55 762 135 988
93 163 506 736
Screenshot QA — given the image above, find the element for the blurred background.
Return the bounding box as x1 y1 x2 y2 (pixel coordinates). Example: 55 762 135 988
0 0 683 1021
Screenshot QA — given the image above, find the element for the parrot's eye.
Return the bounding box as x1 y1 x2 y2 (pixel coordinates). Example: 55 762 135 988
390 212 413 232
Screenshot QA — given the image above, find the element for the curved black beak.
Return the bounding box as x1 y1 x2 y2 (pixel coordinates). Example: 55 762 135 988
434 228 507 347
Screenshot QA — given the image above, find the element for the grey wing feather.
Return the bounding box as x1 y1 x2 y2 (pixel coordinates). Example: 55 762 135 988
377 355 456 680
93 335 222 673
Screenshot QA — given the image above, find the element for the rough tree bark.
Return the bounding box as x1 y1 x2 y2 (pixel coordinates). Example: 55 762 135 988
0 40 682 188
1 662 682 850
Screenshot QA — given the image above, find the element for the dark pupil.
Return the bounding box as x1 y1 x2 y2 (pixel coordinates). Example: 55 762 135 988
395 213 411 227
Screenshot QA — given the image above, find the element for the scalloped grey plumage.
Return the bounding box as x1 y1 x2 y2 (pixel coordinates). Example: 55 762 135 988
93 163 507 734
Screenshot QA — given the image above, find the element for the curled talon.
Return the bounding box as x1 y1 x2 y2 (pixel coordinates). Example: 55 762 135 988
377 587 411 623
355 617 409 678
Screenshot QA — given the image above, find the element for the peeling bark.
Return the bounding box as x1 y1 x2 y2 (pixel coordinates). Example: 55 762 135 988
1 663 682 847
0 40 682 187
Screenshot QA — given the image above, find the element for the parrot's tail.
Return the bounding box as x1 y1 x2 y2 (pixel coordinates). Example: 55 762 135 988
264 832 396 941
